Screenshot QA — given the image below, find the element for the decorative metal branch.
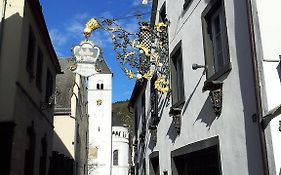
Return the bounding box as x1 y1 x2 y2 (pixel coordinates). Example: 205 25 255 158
82 17 170 93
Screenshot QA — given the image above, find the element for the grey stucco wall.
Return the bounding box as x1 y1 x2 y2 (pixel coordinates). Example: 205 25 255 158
142 0 265 175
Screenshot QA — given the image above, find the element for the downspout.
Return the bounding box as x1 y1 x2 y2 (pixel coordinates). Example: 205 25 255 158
245 0 269 174
0 0 7 59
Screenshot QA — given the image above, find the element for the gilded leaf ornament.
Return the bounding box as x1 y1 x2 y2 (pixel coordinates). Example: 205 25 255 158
83 18 100 37
80 16 170 93
154 77 170 93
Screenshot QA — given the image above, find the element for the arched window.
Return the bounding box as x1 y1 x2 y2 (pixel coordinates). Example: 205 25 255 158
113 150 118 166
96 81 104 90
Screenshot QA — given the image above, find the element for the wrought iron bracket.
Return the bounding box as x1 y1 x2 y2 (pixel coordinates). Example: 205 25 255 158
203 81 223 116
148 115 160 130
209 88 223 116
150 129 157 144
169 107 182 134
139 131 146 143
148 115 159 143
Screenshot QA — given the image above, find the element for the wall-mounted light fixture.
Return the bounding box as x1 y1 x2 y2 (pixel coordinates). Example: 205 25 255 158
192 63 207 70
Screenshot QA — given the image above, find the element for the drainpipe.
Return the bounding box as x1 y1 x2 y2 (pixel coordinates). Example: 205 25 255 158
0 0 7 59
245 0 269 174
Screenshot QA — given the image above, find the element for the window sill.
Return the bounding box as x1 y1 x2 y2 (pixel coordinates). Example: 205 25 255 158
203 80 223 91
203 63 231 91
169 100 185 116
169 101 183 134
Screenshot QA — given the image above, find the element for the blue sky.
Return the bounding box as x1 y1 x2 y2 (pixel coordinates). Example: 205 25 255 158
40 0 151 102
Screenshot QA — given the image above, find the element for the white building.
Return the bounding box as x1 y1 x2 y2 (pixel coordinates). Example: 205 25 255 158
112 126 130 175
253 1 281 174
88 53 113 175
129 0 281 174
51 58 89 175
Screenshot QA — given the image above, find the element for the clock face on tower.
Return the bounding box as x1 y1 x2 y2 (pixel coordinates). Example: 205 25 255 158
96 99 103 106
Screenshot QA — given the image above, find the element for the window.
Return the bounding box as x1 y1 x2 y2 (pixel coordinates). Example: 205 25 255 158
36 47 43 91
76 124 80 143
159 3 167 23
26 27 36 78
143 158 147 175
171 42 185 107
39 136 47 175
45 69 53 103
202 0 230 80
97 83 104 90
24 123 36 175
149 152 160 175
85 132 88 149
151 74 158 118
183 0 193 10
171 137 221 175
150 74 160 129
173 146 221 175
84 164 86 175
113 150 119 165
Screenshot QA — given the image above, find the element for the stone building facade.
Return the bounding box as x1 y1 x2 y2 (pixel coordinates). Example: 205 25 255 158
129 0 281 174
0 0 61 174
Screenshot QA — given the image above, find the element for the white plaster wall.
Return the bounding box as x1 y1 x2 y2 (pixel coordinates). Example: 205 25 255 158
263 62 281 175
72 74 89 175
53 115 75 158
112 126 130 175
88 73 112 175
255 0 281 61
0 0 4 22
255 1 281 174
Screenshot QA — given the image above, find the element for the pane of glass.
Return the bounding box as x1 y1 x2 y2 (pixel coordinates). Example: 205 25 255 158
177 57 184 101
215 34 222 53
215 52 224 72
214 16 220 34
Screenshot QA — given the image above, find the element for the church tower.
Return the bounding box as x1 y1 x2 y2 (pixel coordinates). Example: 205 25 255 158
88 54 112 175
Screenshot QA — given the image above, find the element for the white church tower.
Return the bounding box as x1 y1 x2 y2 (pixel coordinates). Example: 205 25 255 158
88 54 112 175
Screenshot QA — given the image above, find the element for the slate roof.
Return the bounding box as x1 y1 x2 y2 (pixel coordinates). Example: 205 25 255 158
54 58 75 114
55 54 111 114
96 54 112 75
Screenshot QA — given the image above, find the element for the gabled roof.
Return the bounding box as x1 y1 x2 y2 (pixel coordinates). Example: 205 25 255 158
128 79 147 108
96 54 112 75
54 58 75 114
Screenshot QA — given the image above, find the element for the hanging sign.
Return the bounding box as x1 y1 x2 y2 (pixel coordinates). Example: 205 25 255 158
72 40 101 77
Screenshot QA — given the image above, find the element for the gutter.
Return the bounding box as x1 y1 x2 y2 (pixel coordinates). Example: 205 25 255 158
245 0 269 174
